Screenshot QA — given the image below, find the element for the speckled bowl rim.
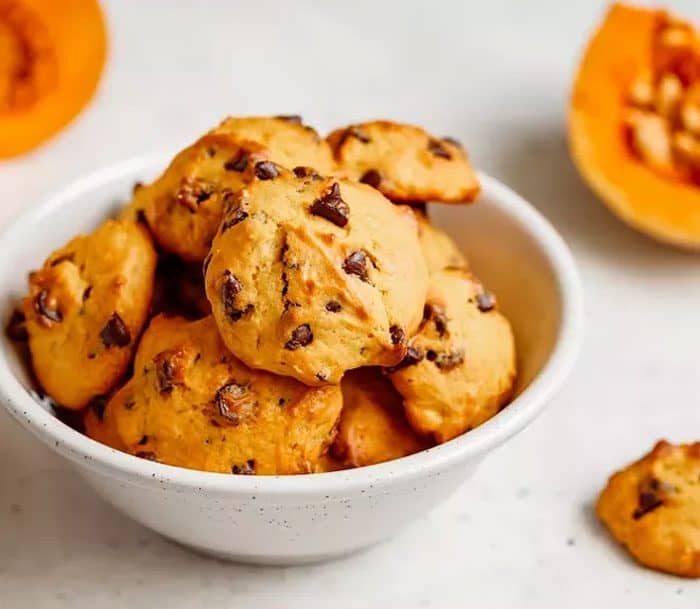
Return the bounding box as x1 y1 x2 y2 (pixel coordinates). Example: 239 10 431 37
0 156 584 496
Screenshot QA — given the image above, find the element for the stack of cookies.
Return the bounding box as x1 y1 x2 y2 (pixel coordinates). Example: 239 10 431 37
12 116 517 475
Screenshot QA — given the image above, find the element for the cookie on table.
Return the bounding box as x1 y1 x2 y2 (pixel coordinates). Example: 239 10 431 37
211 115 335 174
387 269 516 443
596 440 700 578
204 169 429 386
89 315 342 475
22 219 156 409
327 121 480 203
128 133 269 262
333 368 432 467
415 212 468 275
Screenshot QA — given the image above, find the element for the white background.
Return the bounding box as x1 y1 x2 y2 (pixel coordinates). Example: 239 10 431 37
1 1 699 607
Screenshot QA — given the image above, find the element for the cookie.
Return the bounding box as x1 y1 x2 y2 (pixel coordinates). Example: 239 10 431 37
91 315 342 475
596 440 700 578
313 453 346 473
415 212 468 275
387 270 516 443
333 368 431 467
205 170 429 386
22 219 156 409
83 397 127 451
327 121 480 203
211 115 335 174
129 133 269 262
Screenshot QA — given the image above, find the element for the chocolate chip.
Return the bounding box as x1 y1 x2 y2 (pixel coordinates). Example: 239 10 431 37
136 451 157 461
442 136 463 149
359 169 382 188
89 395 108 421
310 182 349 227
154 349 186 395
137 435 149 445
220 207 249 232
100 313 131 348
284 324 313 350
5 309 28 341
390 325 405 345
342 250 369 282
34 289 62 323
232 459 256 475
254 161 279 180
132 181 144 194
82 285 92 302
135 209 149 227
224 152 249 172
124 396 136 410
216 382 257 425
293 166 322 180
176 177 213 211
206 147 217 157
633 478 669 519
434 349 464 371
325 300 342 313
428 138 452 160
316 371 329 382
275 115 302 124
476 291 496 312
426 350 437 361
221 271 248 321
386 346 425 373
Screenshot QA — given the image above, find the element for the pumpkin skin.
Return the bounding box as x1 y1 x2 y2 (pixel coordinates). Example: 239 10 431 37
0 0 107 158
569 3 700 249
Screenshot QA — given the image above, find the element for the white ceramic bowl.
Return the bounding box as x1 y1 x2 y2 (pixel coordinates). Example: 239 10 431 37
0 157 583 565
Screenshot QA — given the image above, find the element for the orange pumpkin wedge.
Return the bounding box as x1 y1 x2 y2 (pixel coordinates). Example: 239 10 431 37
569 3 700 249
0 0 107 158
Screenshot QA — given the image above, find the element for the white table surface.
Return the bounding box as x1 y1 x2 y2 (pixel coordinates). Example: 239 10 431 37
1 0 699 606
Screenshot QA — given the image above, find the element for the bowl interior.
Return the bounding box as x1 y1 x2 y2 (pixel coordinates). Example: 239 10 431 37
0 159 573 482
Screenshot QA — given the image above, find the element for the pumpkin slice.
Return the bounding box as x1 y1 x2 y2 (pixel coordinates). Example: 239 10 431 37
0 0 107 158
569 3 700 249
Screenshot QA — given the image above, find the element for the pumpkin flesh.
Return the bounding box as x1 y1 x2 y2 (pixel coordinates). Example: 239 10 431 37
570 3 700 248
0 0 107 158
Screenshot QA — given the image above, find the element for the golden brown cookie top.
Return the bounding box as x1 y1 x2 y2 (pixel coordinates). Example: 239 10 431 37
333 368 431 467
132 133 268 262
211 115 335 174
327 121 480 203
387 270 516 443
596 440 700 578
95 315 342 475
415 212 468 275
205 169 429 386
22 219 156 409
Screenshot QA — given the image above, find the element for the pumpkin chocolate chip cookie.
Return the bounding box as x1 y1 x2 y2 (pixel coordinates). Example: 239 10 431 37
597 440 700 578
387 269 516 443
128 133 269 262
87 315 342 475
333 368 432 468
415 212 468 275
327 120 480 203
211 115 335 174
204 169 429 386
22 219 156 409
